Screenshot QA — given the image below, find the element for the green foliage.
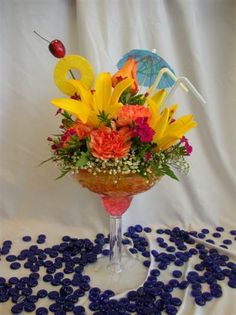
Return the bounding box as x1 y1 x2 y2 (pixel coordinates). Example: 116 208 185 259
119 89 146 105
98 111 112 127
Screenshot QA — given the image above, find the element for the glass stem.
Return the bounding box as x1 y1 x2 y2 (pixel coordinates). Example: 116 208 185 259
109 215 122 273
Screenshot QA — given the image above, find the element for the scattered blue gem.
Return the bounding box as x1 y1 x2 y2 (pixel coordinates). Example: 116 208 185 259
172 270 182 278
223 239 232 245
212 232 221 238
10 262 21 270
22 236 31 242
36 307 48 315
216 227 224 232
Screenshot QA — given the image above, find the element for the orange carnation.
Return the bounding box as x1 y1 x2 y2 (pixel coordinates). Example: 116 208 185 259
73 120 93 140
90 126 131 159
117 105 152 126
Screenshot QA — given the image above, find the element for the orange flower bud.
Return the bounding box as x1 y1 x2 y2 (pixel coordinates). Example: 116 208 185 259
112 58 138 94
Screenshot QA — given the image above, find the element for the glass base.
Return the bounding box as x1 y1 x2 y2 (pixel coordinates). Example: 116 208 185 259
84 248 148 295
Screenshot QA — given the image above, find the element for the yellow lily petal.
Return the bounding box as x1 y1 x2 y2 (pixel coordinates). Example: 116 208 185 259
94 72 112 112
51 98 89 123
156 135 179 151
66 80 93 107
147 99 160 130
164 115 197 137
110 78 133 106
149 89 167 109
153 108 169 143
168 104 178 121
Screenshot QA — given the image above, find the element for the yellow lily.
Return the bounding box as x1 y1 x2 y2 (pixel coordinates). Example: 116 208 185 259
51 73 133 127
146 90 197 150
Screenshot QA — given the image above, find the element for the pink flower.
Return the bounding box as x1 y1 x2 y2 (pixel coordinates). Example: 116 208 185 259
132 117 155 142
181 136 193 156
117 105 151 126
90 126 131 159
144 152 152 160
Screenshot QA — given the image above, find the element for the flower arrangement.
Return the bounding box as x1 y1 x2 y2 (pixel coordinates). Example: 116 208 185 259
43 41 197 182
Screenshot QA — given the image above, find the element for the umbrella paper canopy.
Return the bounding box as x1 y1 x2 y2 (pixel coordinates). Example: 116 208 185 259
117 49 175 89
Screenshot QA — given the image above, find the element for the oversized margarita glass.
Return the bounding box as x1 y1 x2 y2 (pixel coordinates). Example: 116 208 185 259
74 170 161 273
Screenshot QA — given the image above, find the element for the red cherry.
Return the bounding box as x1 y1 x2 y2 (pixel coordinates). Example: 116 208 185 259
48 40 66 58
34 31 66 59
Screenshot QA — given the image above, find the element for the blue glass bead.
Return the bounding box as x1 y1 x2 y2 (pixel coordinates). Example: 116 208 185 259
89 302 100 311
164 284 173 292
189 248 198 255
74 289 85 297
6 255 17 262
156 228 164 234
49 303 61 312
9 277 18 284
62 236 71 242
102 249 110 256
24 303 36 312
223 239 232 245
11 304 24 314
216 227 224 232
174 259 184 266
134 224 143 232
230 230 236 235
3 240 12 246
142 251 150 257
60 286 73 297
170 297 182 306
0 294 9 302
73 305 85 315
51 279 61 286
22 236 31 242
63 302 74 311
27 295 38 303
46 266 56 274
191 289 202 297
29 273 40 280
168 279 179 288
144 227 152 233
129 248 138 254
150 269 160 277
178 280 189 289
37 289 48 298
212 232 221 238
167 246 175 252
1 247 10 255
172 270 182 278
43 274 53 282
48 291 60 300
202 292 213 301
198 233 206 239
37 239 45 244
156 237 164 243
201 228 209 234
158 263 167 270
195 296 206 306
10 262 21 270
151 249 159 257
66 294 78 304
122 239 130 245
160 242 168 248
228 280 236 288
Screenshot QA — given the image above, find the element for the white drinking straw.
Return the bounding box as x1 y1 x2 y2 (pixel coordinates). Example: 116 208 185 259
148 67 188 97
162 76 207 107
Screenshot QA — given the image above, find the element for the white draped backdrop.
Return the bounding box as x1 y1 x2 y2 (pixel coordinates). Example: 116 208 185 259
0 0 235 314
